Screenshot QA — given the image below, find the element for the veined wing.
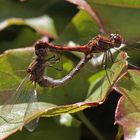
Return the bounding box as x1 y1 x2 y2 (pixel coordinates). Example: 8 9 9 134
24 82 39 132
0 75 33 125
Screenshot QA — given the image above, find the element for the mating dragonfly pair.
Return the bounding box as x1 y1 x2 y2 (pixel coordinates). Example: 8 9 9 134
0 33 123 132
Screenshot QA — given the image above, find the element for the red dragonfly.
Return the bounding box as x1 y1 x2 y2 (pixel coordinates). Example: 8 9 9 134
39 33 123 54
41 33 140 86
38 33 140 71
35 33 123 69
34 33 123 85
34 41 93 87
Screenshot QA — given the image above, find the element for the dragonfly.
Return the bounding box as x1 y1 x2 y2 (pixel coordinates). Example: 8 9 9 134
34 41 93 87
0 43 62 132
38 33 122 54
0 40 93 132
37 33 140 71
32 33 124 86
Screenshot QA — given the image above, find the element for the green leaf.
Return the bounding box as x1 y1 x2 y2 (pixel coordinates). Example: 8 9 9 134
115 70 140 140
25 16 57 38
65 0 140 44
1 1 139 139
88 0 140 7
55 10 100 45
0 47 128 139
0 16 57 52
0 0 61 19
8 118 80 140
0 101 97 139
66 0 104 33
0 16 57 38
0 46 91 138
86 0 140 43
0 102 55 139
124 43 140 67
86 51 128 103
0 0 77 36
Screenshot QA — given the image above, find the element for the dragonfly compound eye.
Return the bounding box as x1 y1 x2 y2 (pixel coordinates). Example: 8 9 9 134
35 41 48 57
35 41 46 49
110 33 123 48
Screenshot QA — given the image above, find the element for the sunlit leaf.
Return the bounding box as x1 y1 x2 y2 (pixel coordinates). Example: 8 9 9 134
86 51 128 103
0 46 91 138
0 101 97 139
0 49 128 139
0 16 57 38
55 10 100 45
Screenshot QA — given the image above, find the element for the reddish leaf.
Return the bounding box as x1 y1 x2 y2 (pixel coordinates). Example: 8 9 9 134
115 70 140 140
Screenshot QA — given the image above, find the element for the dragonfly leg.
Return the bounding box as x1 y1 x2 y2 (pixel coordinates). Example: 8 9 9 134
38 54 93 88
47 64 63 71
108 50 115 63
47 55 60 62
101 53 106 69
103 52 112 85
45 56 63 71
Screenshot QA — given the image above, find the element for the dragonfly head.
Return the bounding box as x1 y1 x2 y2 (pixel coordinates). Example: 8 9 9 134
110 33 123 48
35 41 48 58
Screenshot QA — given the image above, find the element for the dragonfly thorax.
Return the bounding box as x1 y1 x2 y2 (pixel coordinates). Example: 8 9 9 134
35 41 49 58
27 58 46 82
87 33 123 54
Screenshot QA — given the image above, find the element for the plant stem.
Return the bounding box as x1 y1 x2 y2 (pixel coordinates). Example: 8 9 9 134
77 111 106 140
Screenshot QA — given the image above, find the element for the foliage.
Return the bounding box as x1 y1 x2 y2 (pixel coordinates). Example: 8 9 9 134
0 0 140 140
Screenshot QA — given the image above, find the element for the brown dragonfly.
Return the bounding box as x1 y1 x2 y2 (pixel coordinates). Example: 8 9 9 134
0 42 63 132
0 40 93 132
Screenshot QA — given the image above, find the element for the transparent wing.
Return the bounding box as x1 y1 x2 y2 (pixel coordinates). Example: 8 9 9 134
0 76 33 124
24 83 39 132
